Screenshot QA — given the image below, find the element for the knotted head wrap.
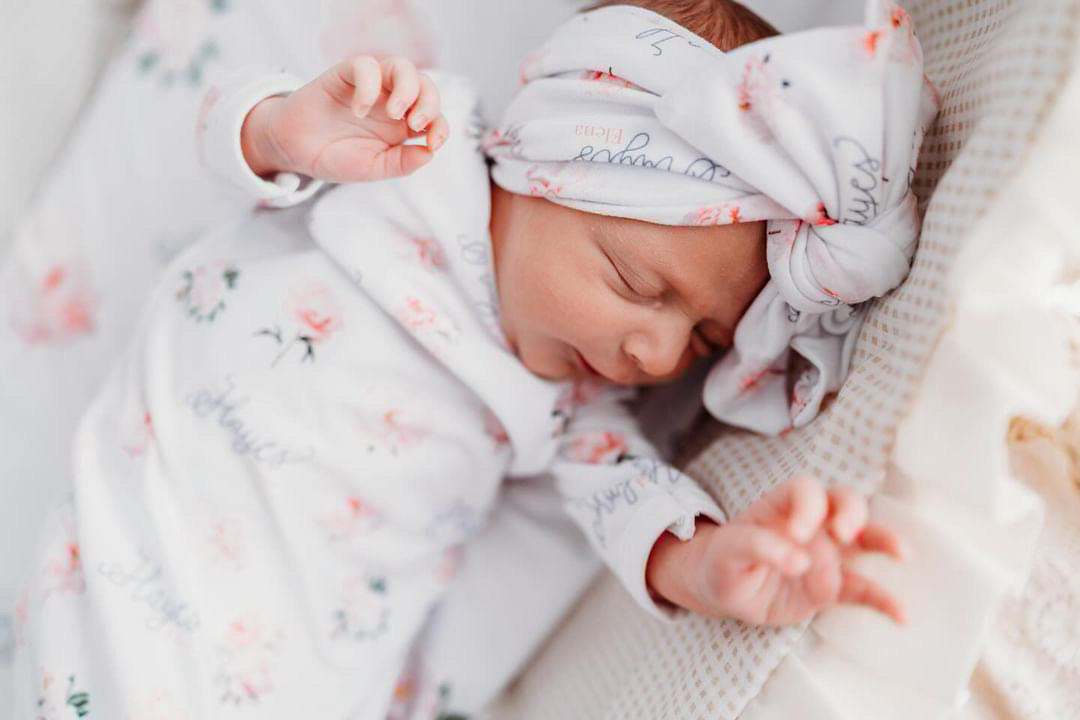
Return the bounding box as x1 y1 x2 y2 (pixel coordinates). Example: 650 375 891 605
485 1 940 434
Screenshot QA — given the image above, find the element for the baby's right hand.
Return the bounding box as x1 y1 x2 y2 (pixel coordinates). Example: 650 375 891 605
241 56 449 183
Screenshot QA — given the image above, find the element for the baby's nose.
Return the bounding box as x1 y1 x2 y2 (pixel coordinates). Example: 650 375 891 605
624 326 689 379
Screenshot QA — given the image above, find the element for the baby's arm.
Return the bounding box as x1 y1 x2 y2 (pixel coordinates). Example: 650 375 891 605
198 56 448 207
552 387 905 625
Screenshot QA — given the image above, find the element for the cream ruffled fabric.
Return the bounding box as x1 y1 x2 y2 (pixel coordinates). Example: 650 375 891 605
742 59 1080 717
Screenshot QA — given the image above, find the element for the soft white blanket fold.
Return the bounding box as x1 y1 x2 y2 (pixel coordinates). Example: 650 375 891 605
488 1 939 433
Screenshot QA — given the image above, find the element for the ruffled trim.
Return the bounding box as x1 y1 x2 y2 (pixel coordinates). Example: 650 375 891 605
740 54 1080 720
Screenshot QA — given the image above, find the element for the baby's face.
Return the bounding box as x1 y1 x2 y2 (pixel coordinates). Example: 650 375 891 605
490 186 768 385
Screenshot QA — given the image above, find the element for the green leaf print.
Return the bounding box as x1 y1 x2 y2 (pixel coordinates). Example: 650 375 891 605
66 675 91 717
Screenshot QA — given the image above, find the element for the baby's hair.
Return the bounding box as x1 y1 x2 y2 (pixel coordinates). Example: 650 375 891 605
583 0 778 51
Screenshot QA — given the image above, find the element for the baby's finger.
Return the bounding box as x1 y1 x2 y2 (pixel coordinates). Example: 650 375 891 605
726 525 811 576
381 57 420 120
406 73 442 133
854 524 908 561
825 486 868 544
424 113 450 152
838 568 906 624
778 475 827 544
349 55 383 117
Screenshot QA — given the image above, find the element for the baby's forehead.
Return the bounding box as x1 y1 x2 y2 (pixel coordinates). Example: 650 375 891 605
591 212 765 279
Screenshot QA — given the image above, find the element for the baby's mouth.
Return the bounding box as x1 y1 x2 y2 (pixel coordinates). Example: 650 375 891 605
575 350 603 379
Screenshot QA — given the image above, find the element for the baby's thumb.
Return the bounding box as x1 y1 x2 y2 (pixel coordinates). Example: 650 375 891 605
378 144 434 179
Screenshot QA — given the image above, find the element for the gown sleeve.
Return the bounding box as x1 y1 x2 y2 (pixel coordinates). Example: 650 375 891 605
197 66 325 208
550 384 726 621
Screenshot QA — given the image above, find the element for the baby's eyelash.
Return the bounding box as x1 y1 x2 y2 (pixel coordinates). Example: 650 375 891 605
607 255 657 302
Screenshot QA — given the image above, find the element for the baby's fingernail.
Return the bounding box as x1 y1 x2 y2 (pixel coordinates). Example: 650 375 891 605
388 101 404 118
354 104 371 118
411 114 427 130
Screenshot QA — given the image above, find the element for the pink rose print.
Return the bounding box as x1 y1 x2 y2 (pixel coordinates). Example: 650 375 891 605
9 263 97 346
400 235 446 271
42 514 85 600
134 0 229 87
291 285 343 342
357 406 430 455
736 53 792 142
122 411 155 458
526 166 563 198
176 260 239 323
256 283 343 366
214 616 283 706
567 431 631 465
525 163 591 200
206 516 248 572
316 496 383 543
320 0 436 68
860 2 919 64
518 48 550 86
397 295 460 358
552 379 607 435
332 574 390 642
483 409 511 453
687 202 745 226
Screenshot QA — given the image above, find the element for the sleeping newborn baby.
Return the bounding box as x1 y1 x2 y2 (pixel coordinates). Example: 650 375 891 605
14 1 937 717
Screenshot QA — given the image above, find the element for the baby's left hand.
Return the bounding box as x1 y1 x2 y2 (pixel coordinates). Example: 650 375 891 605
646 475 907 626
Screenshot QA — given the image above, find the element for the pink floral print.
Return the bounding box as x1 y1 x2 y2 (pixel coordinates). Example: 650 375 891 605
316 496 383 543
176 261 239 323
332 574 390 642
10 263 97 346
256 283 344 366
483 409 511 452
206 516 248 572
122 411 155 458
134 0 229 86
688 202 745 226
736 54 781 142
401 235 446 271
214 616 283 706
567 431 631 465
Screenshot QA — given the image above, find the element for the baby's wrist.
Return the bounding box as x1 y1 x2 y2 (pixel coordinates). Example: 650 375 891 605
241 96 290 178
645 518 715 612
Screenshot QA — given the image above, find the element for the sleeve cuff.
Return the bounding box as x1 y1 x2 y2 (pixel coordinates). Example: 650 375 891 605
617 486 726 623
199 66 325 208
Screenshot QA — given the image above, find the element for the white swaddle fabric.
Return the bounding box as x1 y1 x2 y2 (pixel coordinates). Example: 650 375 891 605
487 1 939 434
